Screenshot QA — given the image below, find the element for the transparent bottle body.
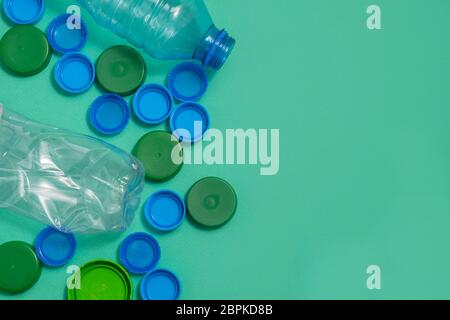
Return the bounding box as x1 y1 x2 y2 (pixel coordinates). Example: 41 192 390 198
77 0 213 60
0 105 144 234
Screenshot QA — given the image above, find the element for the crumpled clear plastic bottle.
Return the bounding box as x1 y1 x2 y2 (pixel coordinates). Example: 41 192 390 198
0 105 144 234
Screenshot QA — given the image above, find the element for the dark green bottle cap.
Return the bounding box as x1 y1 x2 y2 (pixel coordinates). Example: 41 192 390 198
186 177 237 228
96 45 147 96
133 131 183 182
0 25 52 76
0 241 42 293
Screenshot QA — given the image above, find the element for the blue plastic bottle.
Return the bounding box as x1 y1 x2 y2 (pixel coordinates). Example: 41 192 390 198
76 0 235 69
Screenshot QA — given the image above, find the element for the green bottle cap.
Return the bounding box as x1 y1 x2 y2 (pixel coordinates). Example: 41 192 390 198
96 45 147 96
0 241 42 293
67 260 132 300
133 131 183 182
0 25 52 76
186 177 237 228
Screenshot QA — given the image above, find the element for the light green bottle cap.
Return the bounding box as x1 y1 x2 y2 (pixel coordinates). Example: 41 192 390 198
0 241 42 293
67 260 132 300
0 25 52 76
96 45 147 96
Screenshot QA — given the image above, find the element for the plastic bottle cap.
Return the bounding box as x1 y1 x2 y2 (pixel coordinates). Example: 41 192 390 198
167 62 208 101
140 269 181 300
96 45 147 96
35 227 76 267
46 14 88 54
170 102 210 143
119 232 160 274
0 241 42 293
2 0 44 25
67 260 132 300
88 93 130 135
186 177 237 228
133 131 183 182
144 190 186 231
0 25 52 76
132 84 173 125
54 53 95 94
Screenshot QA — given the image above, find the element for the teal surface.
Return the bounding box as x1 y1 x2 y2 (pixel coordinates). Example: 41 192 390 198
1 0 450 300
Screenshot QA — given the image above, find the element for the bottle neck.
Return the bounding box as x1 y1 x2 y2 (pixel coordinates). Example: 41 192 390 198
194 25 235 70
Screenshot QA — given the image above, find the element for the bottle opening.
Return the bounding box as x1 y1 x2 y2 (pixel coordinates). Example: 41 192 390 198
194 26 236 70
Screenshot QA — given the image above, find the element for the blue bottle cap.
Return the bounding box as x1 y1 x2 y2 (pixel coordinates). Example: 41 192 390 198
54 52 95 94
47 14 88 54
35 226 76 267
144 190 186 231
132 84 173 125
119 232 161 275
167 62 208 101
88 93 130 135
2 0 45 25
140 269 181 300
170 102 210 143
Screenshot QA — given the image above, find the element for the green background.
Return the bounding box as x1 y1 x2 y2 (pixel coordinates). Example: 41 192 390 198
1 0 449 300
